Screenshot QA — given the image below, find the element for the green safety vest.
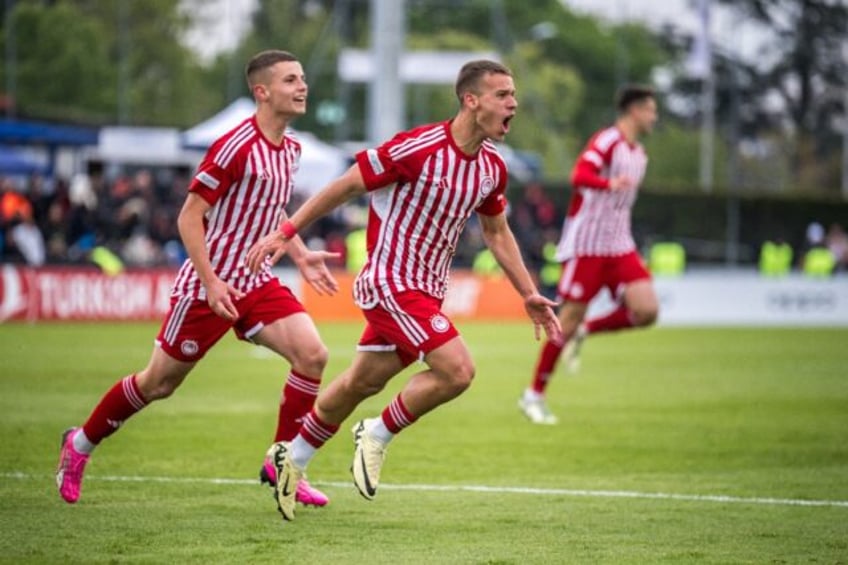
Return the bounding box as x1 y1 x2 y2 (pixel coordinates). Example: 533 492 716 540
759 241 793 276
345 229 367 273
91 246 124 276
540 242 561 287
803 248 835 277
473 248 501 276
649 242 685 276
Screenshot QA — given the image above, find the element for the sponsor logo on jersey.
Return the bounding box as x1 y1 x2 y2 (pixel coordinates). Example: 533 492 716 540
430 314 450 333
366 149 385 175
180 339 200 357
196 171 220 190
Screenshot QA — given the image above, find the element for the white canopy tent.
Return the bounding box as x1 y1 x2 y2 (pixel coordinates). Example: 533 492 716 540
181 98 350 196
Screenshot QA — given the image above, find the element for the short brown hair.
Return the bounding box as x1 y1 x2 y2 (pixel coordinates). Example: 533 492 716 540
245 50 299 87
455 60 512 103
615 84 655 113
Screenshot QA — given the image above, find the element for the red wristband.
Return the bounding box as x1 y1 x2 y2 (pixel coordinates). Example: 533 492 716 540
279 220 297 240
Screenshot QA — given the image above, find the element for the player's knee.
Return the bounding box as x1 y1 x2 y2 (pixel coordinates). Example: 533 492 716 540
632 305 658 327
137 376 179 401
292 342 329 376
346 373 386 398
441 359 476 397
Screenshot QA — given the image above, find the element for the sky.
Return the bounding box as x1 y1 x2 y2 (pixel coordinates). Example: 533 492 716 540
183 0 764 62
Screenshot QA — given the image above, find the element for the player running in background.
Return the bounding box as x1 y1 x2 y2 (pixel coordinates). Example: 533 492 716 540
246 59 562 521
56 50 339 510
519 84 660 425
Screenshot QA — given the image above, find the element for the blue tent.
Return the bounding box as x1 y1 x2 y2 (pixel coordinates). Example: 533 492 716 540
0 147 46 175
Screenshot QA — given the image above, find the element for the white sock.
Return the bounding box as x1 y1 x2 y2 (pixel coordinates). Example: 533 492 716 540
289 434 317 470
72 429 95 454
366 417 395 445
523 388 544 402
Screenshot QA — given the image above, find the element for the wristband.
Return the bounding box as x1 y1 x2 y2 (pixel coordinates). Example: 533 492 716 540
279 220 297 240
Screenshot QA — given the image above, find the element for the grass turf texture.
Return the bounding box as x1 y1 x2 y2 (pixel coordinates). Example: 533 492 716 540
1 322 846 563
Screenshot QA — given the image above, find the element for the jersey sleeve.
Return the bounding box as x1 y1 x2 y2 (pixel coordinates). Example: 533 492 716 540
475 165 508 216
354 130 419 192
188 139 239 205
569 135 614 190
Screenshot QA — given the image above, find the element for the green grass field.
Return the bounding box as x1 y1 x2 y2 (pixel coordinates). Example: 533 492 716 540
1 322 847 564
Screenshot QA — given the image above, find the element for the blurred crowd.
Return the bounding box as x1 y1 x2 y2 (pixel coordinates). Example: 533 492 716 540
2 170 847 279
0 169 188 270
0 169 564 279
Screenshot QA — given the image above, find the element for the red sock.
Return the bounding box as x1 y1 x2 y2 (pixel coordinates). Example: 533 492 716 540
299 408 340 448
82 375 147 444
531 339 566 394
274 370 320 442
381 394 417 434
586 306 634 334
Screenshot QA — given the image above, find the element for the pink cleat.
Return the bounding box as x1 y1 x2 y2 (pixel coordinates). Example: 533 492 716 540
260 451 329 507
295 477 330 507
56 428 90 504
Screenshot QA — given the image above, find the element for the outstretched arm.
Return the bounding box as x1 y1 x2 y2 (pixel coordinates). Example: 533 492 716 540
245 164 368 272
478 212 562 341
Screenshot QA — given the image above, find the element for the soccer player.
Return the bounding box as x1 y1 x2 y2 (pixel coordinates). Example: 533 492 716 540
55 50 339 509
519 84 660 425
245 59 562 521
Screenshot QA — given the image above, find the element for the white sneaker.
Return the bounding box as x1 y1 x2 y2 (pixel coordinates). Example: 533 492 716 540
563 324 587 374
351 419 387 500
518 395 559 425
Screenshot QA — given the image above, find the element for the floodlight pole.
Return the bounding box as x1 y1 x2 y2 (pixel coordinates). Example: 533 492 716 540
367 0 405 145
699 73 715 192
842 26 848 200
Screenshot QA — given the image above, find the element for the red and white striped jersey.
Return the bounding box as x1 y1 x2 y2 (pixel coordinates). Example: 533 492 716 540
555 126 648 260
353 120 508 307
171 117 301 299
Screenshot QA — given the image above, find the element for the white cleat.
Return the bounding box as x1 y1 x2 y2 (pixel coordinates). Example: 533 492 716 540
351 419 387 500
518 395 559 425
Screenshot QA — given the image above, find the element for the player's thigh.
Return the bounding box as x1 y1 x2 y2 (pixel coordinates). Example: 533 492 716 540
424 335 475 383
253 312 327 368
623 279 659 319
348 351 407 389
558 300 589 330
614 253 658 316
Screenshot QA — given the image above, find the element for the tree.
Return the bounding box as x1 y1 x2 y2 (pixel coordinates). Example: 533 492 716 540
1 0 210 126
672 0 848 193
2 2 115 122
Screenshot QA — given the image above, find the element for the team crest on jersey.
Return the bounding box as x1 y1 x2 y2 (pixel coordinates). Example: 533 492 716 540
430 314 450 333
480 176 495 197
180 339 199 357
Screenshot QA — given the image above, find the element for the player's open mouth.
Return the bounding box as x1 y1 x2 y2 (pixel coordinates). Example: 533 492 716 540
502 116 513 134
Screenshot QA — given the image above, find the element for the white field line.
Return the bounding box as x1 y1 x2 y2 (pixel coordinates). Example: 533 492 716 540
5 471 848 508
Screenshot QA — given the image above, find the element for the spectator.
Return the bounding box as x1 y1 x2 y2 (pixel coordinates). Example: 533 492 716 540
825 223 848 272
